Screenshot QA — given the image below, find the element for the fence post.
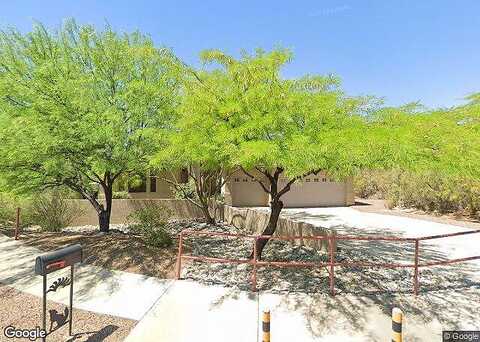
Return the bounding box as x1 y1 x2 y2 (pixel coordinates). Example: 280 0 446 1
175 232 184 280
262 310 270 342
413 240 419 295
251 237 258 292
15 207 20 240
392 307 403 342
329 233 335 296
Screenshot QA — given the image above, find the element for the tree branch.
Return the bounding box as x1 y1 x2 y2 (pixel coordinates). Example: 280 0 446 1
240 166 270 194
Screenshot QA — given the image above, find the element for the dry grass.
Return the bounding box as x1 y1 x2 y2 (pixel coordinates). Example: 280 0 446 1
0 283 136 342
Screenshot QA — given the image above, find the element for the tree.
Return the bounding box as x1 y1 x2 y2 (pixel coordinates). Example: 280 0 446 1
0 20 181 232
191 48 391 258
151 67 234 224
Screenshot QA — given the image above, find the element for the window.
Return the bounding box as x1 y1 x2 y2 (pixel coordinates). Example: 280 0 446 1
150 176 157 192
314 178 319 182
180 168 189 183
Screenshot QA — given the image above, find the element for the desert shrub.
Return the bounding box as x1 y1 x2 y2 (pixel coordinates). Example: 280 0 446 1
30 191 80 231
113 191 131 199
127 201 173 248
355 170 480 218
354 170 391 199
0 194 34 228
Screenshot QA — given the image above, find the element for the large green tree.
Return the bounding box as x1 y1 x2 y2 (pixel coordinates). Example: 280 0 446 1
184 49 393 258
0 20 181 232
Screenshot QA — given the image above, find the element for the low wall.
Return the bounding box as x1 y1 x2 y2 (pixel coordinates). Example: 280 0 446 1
223 206 336 253
70 199 204 226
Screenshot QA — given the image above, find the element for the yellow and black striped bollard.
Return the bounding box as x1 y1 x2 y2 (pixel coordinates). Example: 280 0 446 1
392 307 403 342
262 310 270 342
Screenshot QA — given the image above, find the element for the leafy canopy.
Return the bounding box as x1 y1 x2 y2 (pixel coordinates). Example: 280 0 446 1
186 48 388 180
0 20 181 198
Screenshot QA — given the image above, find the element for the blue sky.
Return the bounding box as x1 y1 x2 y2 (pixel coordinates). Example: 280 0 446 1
1 1 479 108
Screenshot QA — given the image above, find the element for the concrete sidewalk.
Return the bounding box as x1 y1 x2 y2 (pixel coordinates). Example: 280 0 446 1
125 281 259 342
124 279 479 342
0 234 172 320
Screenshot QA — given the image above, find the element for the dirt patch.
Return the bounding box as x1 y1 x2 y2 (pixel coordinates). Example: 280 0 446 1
0 283 136 342
0 228 179 279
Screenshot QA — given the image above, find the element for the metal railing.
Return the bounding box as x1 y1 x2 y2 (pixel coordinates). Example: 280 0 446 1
175 229 480 295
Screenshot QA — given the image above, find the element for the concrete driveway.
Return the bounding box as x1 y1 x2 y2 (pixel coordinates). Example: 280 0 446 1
275 206 480 270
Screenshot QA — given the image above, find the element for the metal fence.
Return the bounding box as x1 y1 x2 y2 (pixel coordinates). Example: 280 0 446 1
175 229 480 295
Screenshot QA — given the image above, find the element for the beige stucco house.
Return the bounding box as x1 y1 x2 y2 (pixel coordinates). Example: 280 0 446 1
125 168 354 208
222 169 354 207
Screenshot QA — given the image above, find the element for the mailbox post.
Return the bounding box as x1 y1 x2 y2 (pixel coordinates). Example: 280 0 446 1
34 244 83 341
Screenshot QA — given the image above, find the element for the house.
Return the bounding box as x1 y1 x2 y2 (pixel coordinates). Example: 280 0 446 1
122 168 354 208
222 169 354 207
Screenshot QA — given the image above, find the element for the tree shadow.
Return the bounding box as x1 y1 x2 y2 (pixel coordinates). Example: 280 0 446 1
66 324 119 341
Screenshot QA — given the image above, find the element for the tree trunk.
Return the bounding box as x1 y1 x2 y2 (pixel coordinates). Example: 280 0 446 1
98 209 110 233
201 205 216 225
98 184 113 233
253 198 284 260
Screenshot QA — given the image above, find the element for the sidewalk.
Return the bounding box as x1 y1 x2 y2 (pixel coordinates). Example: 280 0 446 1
0 234 172 320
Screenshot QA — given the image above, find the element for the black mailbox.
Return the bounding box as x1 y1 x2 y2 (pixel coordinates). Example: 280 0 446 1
35 244 83 275
35 244 83 341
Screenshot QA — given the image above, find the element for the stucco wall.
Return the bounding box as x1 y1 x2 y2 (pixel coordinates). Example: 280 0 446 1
223 205 336 252
224 169 354 208
223 169 270 207
70 199 204 226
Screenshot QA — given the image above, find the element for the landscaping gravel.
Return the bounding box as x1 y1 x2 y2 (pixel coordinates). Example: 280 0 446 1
0 284 136 342
171 221 476 295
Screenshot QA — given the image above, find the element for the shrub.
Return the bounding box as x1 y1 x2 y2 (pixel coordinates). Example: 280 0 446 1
355 170 480 218
30 191 80 231
113 191 131 199
0 194 34 228
127 201 173 248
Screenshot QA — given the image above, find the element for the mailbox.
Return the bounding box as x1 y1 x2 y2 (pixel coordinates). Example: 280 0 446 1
35 244 83 275
35 244 83 341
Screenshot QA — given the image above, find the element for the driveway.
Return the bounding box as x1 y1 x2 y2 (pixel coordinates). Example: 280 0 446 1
276 206 480 270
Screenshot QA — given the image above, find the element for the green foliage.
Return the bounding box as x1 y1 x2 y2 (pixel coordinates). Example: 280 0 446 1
127 202 173 248
172 48 395 184
0 194 19 227
355 170 480 217
29 190 80 231
0 20 181 231
0 193 34 228
171 178 198 201
112 191 131 199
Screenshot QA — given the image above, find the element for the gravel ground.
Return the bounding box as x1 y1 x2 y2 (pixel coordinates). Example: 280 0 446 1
177 221 479 295
0 284 136 342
